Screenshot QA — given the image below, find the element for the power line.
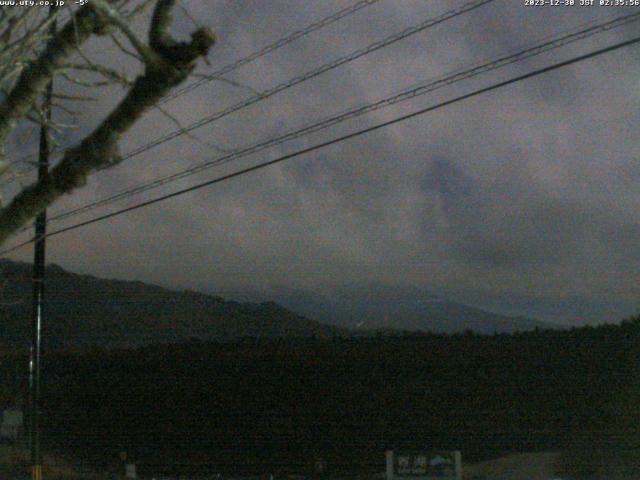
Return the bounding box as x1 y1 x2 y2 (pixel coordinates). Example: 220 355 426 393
117 0 495 162
160 0 384 105
1 33 638 256
44 10 640 226
2 0 384 174
11 0 493 177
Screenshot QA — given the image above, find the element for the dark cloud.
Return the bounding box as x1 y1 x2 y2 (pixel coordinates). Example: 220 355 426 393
4 0 640 325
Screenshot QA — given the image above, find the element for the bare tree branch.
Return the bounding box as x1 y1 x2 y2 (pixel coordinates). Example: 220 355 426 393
110 32 143 62
91 0 158 65
0 0 215 245
61 62 132 88
0 6 100 164
153 103 232 154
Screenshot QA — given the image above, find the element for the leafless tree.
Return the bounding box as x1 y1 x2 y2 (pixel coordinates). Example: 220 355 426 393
0 0 215 246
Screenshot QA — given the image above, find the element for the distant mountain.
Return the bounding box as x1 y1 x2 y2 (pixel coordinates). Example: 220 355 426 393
0 260 562 352
216 283 562 335
0 260 347 351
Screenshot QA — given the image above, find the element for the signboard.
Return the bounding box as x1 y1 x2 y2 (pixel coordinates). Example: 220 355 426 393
0 409 23 441
386 451 461 480
125 463 137 479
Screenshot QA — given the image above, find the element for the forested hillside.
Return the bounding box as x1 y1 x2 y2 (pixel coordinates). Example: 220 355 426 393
1 317 637 478
0 260 346 351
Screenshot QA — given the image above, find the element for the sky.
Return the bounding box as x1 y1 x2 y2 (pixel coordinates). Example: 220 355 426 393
3 0 640 325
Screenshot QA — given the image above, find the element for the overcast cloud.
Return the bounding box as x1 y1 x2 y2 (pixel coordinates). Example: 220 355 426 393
4 0 640 325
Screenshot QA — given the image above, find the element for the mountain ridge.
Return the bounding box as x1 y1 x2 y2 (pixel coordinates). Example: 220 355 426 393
215 284 563 335
0 259 346 351
0 260 562 352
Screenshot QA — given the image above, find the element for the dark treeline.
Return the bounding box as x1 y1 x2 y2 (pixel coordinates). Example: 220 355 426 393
2 317 640 478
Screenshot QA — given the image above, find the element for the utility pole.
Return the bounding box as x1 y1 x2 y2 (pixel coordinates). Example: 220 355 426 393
30 6 56 480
